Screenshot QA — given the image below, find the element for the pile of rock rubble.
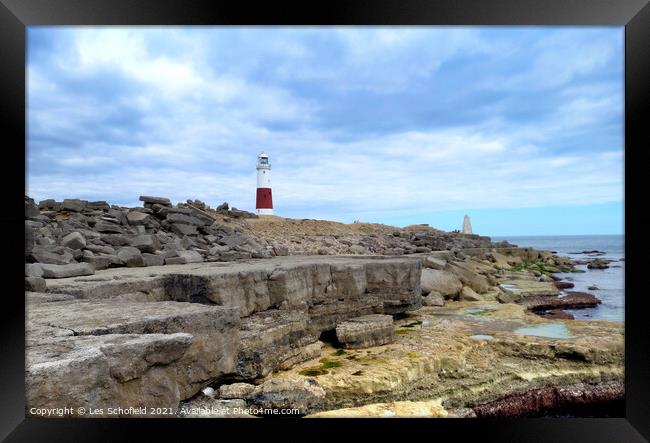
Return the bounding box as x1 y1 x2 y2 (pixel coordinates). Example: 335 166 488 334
25 195 265 289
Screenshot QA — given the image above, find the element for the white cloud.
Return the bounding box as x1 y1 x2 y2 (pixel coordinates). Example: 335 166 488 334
27 27 624 224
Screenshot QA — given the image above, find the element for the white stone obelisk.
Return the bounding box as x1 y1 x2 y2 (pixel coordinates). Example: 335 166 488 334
462 215 473 234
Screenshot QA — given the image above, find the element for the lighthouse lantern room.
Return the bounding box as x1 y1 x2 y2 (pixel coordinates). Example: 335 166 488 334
256 152 273 215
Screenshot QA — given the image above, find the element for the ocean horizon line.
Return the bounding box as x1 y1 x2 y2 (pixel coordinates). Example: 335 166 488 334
490 234 624 238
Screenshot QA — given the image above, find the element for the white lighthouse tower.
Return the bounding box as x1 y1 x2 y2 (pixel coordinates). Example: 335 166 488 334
255 152 273 215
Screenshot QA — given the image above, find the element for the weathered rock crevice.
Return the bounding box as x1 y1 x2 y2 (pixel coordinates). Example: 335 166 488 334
162 274 215 305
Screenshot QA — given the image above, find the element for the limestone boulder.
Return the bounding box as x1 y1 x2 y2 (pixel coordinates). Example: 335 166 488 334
107 208 128 225
219 233 251 248
34 237 55 246
460 286 483 301
25 198 40 218
165 250 203 265
246 377 325 415
588 259 610 270
229 208 257 219
518 292 601 311
25 224 35 257
39 263 95 279
101 234 133 246
499 280 559 297
139 196 172 206
421 268 462 298
219 383 256 399
29 245 75 265
61 232 86 250
132 234 161 253
25 263 44 278
497 291 521 304
93 220 124 234
142 253 165 267
117 246 145 267
273 245 289 256
167 213 204 226
209 245 230 256
126 211 154 226
446 262 491 294
422 291 444 307
485 252 512 269
157 206 192 218
87 201 110 210
554 281 575 290
38 199 60 211
25 276 47 292
171 224 198 236
336 314 394 349
82 255 112 270
217 251 252 262
424 256 447 270
61 199 87 212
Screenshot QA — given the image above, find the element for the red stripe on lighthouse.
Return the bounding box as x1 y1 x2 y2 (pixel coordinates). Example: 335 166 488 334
256 188 273 209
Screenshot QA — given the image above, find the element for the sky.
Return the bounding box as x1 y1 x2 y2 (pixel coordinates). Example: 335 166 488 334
26 27 624 236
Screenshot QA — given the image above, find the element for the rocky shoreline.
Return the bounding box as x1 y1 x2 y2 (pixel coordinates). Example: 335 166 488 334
24 195 623 418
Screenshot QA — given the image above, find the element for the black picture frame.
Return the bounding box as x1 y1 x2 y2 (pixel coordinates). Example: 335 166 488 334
1 0 648 440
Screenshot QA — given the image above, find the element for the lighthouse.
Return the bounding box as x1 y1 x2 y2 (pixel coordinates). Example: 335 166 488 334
256 152 273 215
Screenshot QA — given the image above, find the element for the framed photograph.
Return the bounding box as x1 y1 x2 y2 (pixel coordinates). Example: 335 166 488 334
2 0 648 440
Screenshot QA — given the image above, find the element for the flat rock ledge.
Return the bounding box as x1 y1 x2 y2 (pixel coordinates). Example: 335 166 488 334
472 381 624 417
26 298 239 417
518 291 601 312
336 314 395 349
26 255 421 416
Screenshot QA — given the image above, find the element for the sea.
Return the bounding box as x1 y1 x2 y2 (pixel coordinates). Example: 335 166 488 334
490 235 624 322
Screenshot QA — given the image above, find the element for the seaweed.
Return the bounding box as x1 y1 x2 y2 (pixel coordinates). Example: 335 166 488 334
319 358 342 369
299 367 329 376
401 320 423 328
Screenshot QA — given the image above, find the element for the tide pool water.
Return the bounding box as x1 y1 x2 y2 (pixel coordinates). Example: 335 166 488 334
469 334 494 340
514 323 575 339
464 307 487 315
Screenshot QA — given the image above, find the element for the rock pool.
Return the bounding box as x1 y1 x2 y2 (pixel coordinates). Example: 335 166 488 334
514 322 575 339
469 334 494 340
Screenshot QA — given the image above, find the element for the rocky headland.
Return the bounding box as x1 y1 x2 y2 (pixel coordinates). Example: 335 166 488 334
24 196 623 418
